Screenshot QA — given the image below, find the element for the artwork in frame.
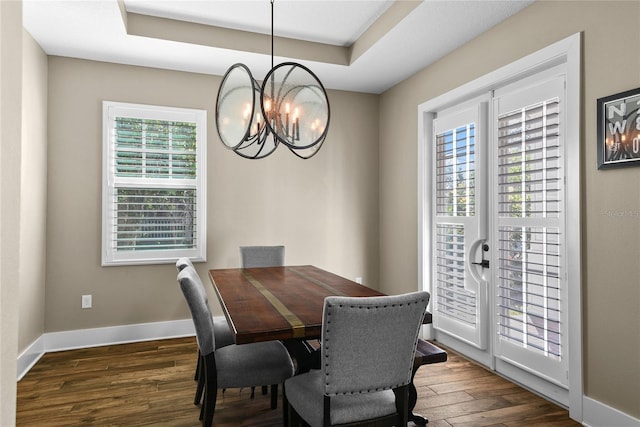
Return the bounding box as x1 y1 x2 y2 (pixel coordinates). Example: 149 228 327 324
597 87 640 169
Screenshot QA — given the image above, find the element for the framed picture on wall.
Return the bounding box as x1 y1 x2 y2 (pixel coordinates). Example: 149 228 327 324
597 87 640 169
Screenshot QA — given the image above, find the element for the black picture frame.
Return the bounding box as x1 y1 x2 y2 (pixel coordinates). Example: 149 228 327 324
597 87 640 169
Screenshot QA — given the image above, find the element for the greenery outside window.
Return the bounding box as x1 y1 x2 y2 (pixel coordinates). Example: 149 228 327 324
102 101 206 266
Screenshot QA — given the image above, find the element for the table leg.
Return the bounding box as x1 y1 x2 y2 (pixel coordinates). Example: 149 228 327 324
283 340 320 374
408 366 429 425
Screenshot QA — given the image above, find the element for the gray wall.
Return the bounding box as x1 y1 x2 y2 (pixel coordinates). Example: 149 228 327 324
44 57 380 332
378 0 640 418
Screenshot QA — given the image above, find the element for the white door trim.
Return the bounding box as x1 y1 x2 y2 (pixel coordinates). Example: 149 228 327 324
417 32 582 422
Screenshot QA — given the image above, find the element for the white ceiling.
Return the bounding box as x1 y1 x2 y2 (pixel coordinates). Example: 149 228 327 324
23 0 534 94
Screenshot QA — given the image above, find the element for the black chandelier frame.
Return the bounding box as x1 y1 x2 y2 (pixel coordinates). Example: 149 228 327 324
214 0 330 160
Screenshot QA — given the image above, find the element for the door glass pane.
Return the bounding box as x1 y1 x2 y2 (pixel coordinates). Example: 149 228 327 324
435 224 477 326
497 99 560 218
436 124 475 216
497 226 561 359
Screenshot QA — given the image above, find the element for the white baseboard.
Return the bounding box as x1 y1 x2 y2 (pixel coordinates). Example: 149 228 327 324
583 396 640 427
16 334 45 381
17 319 194 381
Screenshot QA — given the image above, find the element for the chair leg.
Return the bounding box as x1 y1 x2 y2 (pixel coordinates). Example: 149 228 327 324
194 350 201 381
193 350 204 406
286 399 308 427
202 386 217 427
270 384 278 409
262 385 268 395
250 386 255 398
393 385 410 427
202 353 217 427
193 372 204 406
282 382 289 426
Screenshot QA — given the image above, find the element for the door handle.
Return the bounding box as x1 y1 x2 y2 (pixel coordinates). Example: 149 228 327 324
471 259 490 268
471 244 490 268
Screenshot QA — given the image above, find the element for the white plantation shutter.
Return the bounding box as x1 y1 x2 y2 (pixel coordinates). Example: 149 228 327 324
102 102 206 265
493 74 567 384
435 224 476 326
432 102 488 349
114 117 198 179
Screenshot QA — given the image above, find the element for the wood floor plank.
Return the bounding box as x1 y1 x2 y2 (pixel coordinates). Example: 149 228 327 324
428 373 520 395
411 390 475 410
445 401 572 427
16 337 579 426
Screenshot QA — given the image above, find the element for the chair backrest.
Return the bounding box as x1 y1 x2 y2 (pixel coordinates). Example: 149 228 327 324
176 257 210 303
321 291 430 396
240 245 285 268
177 267 215 355
176 257 195 272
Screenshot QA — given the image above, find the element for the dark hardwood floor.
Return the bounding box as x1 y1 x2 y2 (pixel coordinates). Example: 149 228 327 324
16 337 580 426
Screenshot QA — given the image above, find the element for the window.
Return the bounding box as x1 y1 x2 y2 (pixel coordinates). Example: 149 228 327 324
102 102 206 266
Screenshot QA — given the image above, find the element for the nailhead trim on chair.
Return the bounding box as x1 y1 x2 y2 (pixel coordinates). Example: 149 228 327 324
322 297 429 396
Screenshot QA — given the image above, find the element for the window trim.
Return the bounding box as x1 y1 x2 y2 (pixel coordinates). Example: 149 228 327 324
102 101 207 266
418 33 581 420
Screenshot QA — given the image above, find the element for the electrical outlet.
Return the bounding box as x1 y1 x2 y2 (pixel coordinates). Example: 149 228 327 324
82 294 92 309
355 277 363 284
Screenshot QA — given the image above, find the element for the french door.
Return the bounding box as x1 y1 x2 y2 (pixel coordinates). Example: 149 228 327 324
492 72 568 388
432 97 489 351
429 68 570 398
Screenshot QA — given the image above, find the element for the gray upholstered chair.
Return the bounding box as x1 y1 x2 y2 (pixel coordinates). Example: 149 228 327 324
177 267 295 427
176 258 234 349
284 291 430 427
175 258 234 405
239 245 285 268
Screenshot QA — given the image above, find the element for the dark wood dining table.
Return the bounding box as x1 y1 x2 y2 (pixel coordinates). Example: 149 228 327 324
208 265 432 345
208 265 436 424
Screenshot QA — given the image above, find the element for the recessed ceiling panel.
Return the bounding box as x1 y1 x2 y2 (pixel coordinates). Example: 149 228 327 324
23 0 535 94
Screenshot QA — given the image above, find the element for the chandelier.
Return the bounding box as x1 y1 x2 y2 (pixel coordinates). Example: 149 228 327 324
215 1 330 159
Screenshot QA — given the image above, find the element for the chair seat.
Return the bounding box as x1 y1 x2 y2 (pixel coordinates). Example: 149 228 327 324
215 340 294 389
285 370 397 426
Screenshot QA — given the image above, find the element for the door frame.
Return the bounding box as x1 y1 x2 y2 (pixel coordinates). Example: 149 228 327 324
417 33 582 422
